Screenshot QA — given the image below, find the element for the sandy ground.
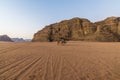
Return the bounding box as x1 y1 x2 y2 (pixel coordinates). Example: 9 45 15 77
0 41 120 80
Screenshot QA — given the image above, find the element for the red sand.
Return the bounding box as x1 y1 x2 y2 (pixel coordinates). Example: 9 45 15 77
0 41 120 80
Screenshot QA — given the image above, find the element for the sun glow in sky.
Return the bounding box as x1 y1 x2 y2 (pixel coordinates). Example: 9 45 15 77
0 0 120 39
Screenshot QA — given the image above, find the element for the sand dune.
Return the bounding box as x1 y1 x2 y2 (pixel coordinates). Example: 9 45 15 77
0 41 120 80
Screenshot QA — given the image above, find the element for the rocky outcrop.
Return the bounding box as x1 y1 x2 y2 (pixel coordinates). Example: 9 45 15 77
94 17 120 41
32 17 120 42
0 35 13 42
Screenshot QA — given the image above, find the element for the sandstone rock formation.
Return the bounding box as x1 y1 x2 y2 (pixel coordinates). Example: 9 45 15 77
0 35 13 42
94 17 120 41
32 17 120 42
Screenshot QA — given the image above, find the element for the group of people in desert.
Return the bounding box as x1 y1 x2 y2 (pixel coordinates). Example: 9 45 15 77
57 37 67 45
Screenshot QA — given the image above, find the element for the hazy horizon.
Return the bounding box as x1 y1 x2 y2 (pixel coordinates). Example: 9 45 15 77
0 0 120 39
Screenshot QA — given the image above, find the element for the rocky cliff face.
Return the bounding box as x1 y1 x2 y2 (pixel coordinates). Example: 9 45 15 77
94 17 120 41
32 17 120 42
0 35 13 42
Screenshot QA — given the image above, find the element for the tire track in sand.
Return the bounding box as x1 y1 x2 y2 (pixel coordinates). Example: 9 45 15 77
62 57 81 80
0 54 32 75
7 56 41 80
56 56 63 80
0 46 23 55
43 55 54 80
0 53 32 70
41 55 49 80
13 56 43 80
91 56 120 79
17 56 46 80
0 56 37 80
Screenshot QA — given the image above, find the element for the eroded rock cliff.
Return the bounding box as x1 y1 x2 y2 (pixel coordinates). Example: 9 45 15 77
32 17 120 42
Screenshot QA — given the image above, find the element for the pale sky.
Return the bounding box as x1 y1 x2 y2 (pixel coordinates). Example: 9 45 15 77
0 0 120 39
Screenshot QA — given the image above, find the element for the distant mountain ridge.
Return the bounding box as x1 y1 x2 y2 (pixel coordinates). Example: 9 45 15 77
32 16 120 42
11 38 25 42
0 35 13 42
11 38 31 42
0 35 31 42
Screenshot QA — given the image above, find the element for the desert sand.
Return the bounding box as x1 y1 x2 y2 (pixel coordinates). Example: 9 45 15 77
0 41 120 80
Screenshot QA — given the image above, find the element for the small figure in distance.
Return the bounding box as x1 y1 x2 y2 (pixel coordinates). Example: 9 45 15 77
61 37 65 45
57 39 60 45
57 37 67 46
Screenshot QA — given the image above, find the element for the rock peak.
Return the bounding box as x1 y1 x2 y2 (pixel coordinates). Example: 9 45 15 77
0 35 13 42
